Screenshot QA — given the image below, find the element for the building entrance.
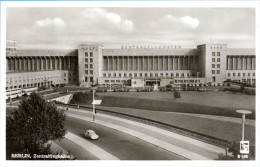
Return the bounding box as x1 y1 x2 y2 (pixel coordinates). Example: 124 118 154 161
145 80 160 86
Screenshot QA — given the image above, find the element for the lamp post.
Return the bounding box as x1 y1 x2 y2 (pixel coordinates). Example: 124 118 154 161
92 89 95 121
236 110 252 141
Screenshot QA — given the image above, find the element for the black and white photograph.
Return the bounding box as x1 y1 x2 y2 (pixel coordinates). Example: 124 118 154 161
1 1 259 167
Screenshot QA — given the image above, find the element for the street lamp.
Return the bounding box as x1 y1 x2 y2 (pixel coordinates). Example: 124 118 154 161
7 81 12 106
236 110 252 141
92 89 95 121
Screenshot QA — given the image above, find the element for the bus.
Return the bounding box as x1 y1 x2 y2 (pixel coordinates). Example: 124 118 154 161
6 88 23 99
22 87 38 96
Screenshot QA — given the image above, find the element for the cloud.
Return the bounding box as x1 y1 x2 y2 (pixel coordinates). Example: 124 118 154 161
179 16 199 29
80 8 134 33
35 18 65 28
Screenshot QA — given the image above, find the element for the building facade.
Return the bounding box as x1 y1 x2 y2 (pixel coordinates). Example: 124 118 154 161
6 43 255 89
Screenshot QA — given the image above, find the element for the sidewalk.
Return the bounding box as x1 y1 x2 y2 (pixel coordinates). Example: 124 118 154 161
62 106 227 160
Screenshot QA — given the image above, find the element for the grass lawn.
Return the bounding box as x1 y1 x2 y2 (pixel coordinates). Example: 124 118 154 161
96 91 255 119
95 106 255 145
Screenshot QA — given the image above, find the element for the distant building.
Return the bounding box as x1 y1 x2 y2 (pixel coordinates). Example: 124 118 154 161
6 42 255 89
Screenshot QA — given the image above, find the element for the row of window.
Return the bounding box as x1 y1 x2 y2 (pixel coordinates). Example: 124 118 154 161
85 58 93 63
103 79 201 83
227 73 255 77
212 70 220 74
85 52 93 57
211 46 223 49
102 72 202 78
85 64 93 69
212 58 221 62
212 64 221 68
85 70 93 75
212 52 221 56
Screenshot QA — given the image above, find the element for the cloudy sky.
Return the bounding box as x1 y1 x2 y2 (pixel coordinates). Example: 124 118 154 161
6 7 255 49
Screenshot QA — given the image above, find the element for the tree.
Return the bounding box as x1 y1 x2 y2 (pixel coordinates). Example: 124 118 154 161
6 92 67 160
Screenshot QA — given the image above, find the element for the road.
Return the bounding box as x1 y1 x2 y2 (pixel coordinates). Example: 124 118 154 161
62 116 185 160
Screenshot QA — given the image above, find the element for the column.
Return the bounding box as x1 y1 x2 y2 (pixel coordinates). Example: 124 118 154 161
59 57 62 70
118 56 120 71
122 56 125 71
237 56 241 70
246 57 250 70
178 56 180 70
172 56 175 70
69 57 72 70
252 56 255 70
143 56 145 71
187 56 190 70
19 58 22 70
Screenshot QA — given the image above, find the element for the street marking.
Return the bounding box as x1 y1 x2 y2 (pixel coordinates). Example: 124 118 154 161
65 132 119 160
68 113 211 160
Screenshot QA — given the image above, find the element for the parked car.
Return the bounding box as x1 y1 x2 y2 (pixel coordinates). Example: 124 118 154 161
84 130 99 140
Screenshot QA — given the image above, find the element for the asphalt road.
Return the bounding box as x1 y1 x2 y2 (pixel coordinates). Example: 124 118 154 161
65 116 186 160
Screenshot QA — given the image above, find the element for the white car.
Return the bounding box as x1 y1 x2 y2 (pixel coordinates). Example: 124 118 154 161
84 130 99 140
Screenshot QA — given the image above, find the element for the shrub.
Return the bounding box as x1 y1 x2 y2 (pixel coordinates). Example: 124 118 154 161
173 91 181 99
70 92 92 104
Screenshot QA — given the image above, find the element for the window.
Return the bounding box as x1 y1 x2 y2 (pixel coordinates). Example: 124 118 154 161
238 73 240 77
90 52 93 57
187 73 190 77
233 73 236 76
212 58 215 62
85 77 88 82
85 64 88 68
166 73 168 76
228 73 230 76
212 52 215 56
171 73 174 77
140 73 142 77
212 64 215 68
124 73 127 77
181 73 184 77
145 73 148 77
119 73 122 77
90 70 93 75
253 73 255 76
217 64 220 68
217 52 220 56
134 73 137 77
90 58 93 63
105 80 109 83
248 73 250 76
176 73 179 77
243 73 245 76
85 58 88 63
90 64 93 69
160 73 163 76
114 73 116 77
150 73 153 77
85 52 88 57
103 73 106 77
212 70 215 74
108 73 111 77
217 70 220 74
217 58 220 62
155 73 158 77
129 73 132 77
85 70 88 75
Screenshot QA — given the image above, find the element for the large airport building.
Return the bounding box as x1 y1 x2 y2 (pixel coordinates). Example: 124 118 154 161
6 41 255 89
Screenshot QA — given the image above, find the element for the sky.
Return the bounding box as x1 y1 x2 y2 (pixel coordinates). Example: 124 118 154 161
6 7 255 49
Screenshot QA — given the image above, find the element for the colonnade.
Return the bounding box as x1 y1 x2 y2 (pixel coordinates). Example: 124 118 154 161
103 55 199 71
227 56 255 70
6 56 78 71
